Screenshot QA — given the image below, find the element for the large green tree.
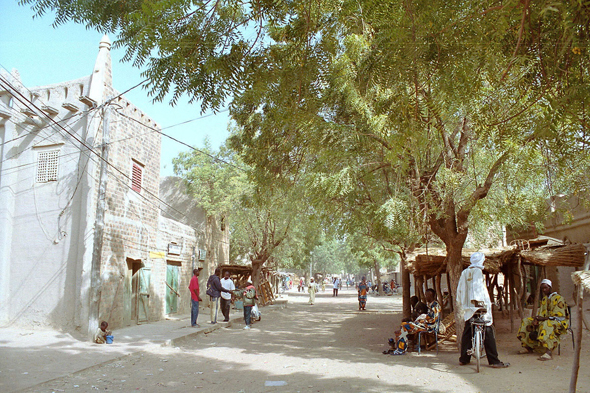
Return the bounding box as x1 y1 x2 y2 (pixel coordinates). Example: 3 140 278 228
27 0 590 335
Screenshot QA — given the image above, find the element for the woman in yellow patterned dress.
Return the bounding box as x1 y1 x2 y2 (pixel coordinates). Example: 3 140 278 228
517 279 569 361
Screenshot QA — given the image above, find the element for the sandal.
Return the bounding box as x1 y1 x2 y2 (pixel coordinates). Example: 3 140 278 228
390 349 406 356
518 348 532 354
491 362 510 368
538 353 552 361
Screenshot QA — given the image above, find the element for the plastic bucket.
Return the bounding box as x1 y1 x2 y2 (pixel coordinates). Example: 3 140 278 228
105 335 114 344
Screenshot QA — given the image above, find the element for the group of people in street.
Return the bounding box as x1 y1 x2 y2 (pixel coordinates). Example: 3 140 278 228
305 276 344 304
188 267 259 330
383 251 569 368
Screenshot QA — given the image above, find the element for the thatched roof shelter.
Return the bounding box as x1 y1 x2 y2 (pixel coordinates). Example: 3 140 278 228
407 247 516 277
571 270 590 291
520 243 587 267
407 237 586 278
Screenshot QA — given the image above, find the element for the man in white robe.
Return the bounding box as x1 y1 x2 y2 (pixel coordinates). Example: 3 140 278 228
456 252 509 368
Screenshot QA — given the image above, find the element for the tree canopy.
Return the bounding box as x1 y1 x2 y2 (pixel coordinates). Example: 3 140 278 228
24 0 590 322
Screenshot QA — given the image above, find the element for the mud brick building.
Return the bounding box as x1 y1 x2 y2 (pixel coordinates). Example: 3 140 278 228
0 36 228 336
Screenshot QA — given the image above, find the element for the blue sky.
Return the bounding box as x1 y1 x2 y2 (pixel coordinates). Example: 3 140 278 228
0 0 231 176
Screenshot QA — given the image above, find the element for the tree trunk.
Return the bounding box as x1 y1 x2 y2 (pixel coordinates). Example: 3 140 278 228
447 240 467 350
446 272 454 312
251 260 264 287
401 255 412 320
374 259 383 296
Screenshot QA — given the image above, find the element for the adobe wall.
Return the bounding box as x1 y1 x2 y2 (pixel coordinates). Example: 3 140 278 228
96 93 162 329
0 70 95 330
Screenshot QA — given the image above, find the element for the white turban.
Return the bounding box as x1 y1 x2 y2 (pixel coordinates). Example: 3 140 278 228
470 252 485 268
540 278 552 287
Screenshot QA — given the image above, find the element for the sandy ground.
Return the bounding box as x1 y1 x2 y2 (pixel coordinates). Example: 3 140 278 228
19 288 590 393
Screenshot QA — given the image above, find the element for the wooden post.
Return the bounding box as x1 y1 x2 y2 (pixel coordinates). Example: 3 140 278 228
506 266 514 332
490 274 499 310
531 266 544 317
569 283 584 393
417 276 425 302
435 274 443 304
401 256 412 320
569 246 590 393
516 257 525 319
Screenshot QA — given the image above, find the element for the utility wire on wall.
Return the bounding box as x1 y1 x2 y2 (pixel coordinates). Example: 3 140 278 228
0 75 187 221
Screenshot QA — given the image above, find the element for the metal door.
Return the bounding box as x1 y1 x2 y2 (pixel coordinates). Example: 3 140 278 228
166 264 180 314
138 267 151 323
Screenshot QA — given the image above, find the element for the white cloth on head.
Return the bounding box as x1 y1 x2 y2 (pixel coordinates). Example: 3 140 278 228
540 278 552 287
470 252 486 269
456 266 493 325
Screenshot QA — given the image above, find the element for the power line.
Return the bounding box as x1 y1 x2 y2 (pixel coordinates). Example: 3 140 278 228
0 75 187 220
105 108 229 145
114 108 247 172
0 109 90 148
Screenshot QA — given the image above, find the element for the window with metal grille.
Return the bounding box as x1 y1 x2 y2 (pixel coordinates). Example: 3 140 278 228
36 149 59 182
131 161 143 193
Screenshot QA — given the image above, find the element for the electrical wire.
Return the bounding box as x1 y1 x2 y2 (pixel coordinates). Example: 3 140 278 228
0 75 187 220
114 108 247 172
0 110 88 148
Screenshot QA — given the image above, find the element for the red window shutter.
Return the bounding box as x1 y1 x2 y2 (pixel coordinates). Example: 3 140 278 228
132 163 142 192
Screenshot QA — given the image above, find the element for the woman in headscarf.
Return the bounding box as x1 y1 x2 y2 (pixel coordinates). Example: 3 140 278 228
517 279 569 361
358 277 369 310
391 288 441 355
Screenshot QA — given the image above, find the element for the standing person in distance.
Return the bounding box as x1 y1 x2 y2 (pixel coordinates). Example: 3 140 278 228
358 277 369 310
220 271 235 323
308 277 318 305
188 269 202 327
333 277 340 297
456 252 510 368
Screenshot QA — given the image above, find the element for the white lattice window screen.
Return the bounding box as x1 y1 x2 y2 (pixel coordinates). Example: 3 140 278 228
36 150 59 182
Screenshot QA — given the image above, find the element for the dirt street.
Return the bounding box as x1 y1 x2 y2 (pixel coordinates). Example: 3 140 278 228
22 288 590 393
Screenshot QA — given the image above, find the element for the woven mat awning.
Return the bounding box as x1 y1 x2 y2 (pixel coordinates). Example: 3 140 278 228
408 248 517 277
572 270 590 291
520 243 586 267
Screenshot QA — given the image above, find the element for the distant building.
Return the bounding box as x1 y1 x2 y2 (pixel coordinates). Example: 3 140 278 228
507 194 590 303
0 36 228 335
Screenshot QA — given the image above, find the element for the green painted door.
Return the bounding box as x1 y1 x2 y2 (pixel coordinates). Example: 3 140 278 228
138 268 151 323
166 264 180 314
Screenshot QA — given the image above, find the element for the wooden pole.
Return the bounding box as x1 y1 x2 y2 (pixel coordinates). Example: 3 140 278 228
435 274 443 305
569 246 590 393
506 266 514 332
569 284 584 393
401 255 412 320
516 256 525 319
531 266 544 317
509 264 520 332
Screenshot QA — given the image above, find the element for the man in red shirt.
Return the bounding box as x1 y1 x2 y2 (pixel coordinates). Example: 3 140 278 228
189 269 202 327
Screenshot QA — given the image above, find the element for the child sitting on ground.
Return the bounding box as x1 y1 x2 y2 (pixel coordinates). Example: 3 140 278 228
93 321 112 344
